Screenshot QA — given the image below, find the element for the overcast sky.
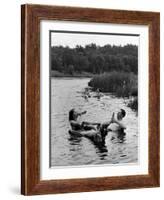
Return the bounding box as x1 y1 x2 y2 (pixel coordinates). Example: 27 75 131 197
51 32 139 48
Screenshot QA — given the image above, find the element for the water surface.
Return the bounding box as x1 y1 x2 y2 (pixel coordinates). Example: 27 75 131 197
51 78 138 167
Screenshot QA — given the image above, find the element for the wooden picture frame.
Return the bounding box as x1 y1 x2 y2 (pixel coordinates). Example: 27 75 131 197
21 4 160 195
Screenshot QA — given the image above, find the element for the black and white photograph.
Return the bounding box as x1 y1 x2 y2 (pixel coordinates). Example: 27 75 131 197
50 31 139 167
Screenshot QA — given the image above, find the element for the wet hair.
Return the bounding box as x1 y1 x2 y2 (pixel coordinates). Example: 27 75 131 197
69 109 75 121
120 109 126 118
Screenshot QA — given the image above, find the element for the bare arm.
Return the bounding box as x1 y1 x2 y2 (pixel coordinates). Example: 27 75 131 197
77 111 87 116
101 112 114 128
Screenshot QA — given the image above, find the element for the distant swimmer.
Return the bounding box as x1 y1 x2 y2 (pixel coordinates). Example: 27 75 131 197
93 88 103 99
83 88 91 98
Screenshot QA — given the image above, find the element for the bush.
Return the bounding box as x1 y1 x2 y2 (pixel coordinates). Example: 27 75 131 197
88 71 137 98
127 97 138 111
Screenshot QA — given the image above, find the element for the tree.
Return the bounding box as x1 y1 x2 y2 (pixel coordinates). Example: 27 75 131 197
51 44 138 75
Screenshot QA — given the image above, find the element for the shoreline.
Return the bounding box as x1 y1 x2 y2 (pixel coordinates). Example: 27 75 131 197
51 70 96 78
51 76 93 78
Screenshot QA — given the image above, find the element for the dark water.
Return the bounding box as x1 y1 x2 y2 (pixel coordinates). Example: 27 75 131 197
51 78 138 167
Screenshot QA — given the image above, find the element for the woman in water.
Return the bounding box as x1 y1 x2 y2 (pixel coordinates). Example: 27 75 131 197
69 109 98 131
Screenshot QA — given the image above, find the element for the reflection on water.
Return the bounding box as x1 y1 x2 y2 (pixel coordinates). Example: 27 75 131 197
51 78 138 167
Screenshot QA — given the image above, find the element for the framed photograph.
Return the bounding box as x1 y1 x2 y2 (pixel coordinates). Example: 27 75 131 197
21 4 160 195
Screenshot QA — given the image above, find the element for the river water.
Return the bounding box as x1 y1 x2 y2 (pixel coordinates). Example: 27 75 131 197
51 78 138 167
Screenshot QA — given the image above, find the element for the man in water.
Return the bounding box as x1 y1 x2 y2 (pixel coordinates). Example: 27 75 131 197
107 109 126 132
83 109 126 144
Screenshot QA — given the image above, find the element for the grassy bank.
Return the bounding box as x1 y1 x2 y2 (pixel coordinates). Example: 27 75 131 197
127 98 138 111
88 71 138 111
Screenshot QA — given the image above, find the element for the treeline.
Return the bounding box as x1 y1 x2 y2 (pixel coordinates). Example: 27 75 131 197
51 44 138 75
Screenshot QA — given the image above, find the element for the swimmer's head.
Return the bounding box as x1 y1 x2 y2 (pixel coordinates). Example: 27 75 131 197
117 109 126 120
